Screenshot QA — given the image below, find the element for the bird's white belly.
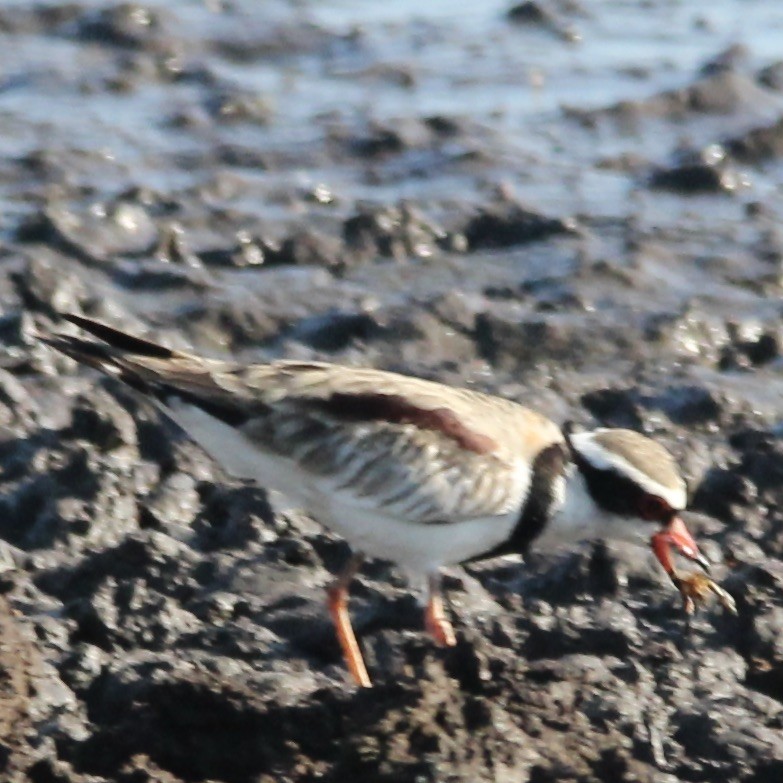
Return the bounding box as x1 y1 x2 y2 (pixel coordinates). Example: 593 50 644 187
315 490 517 573
163 401 517 573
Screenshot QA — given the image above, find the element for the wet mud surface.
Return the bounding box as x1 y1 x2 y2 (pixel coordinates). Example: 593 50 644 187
2 0 783 780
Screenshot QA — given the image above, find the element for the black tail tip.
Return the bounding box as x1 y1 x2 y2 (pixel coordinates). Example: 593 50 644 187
61 312 106 331
56 313 177 360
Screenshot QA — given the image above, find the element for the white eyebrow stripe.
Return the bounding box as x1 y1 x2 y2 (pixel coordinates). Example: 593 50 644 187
571 432 687 510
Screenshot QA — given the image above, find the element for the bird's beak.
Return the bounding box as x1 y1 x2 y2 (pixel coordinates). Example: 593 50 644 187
650 516 710 576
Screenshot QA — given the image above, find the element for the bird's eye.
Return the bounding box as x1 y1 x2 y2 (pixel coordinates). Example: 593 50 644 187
638 495 669 522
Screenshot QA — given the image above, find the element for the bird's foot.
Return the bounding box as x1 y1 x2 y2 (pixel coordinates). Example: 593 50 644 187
674 571 737 616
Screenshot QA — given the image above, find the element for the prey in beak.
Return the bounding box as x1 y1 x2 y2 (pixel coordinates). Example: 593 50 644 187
651 516 736 615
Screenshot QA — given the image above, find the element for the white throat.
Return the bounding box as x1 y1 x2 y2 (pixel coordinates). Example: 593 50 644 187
532 466 647 552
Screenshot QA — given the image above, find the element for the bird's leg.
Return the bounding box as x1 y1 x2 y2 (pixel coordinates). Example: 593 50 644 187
326 552 371 688
424 572 457 647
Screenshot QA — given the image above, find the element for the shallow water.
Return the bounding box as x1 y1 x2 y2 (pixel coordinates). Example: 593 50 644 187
3 1 783 215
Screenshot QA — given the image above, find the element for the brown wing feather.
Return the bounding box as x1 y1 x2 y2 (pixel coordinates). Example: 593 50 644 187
238 361 562 463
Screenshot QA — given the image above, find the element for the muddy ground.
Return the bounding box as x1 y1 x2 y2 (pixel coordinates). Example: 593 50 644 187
1 0 783 781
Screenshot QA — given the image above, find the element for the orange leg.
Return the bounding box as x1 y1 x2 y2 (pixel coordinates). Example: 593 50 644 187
326 553 371 688
424 573 457 647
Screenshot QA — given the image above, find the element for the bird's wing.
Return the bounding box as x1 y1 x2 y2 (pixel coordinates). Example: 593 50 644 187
47 315 563 524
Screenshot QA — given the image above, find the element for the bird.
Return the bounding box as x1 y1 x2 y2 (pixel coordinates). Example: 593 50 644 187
43 313 735 687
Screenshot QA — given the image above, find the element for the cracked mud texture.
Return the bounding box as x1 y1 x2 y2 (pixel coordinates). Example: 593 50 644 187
2 1 783 781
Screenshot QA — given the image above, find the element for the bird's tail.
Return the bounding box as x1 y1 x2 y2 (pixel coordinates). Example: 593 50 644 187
42 314 253 427
42 313 185 388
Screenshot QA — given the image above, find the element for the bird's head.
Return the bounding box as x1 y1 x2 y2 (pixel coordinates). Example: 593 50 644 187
563 426 710 577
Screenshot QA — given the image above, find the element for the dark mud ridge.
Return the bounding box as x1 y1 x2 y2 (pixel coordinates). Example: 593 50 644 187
2 1 783 781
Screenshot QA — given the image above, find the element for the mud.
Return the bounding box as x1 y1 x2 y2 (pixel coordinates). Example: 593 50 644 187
1 0 783 781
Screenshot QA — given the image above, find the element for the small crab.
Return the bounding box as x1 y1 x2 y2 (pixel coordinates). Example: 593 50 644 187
674 571 737 615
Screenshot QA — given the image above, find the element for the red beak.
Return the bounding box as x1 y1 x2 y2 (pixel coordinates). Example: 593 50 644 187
650 516 710 576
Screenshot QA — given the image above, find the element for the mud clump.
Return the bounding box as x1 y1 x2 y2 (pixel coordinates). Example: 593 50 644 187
0 595 36 777
343 202 458 263
649 147 741 194
726 117 783 163
569 71 777 129
462 199 576 250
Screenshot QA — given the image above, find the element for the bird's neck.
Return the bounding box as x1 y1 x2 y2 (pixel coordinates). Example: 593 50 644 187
534 466 607 549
